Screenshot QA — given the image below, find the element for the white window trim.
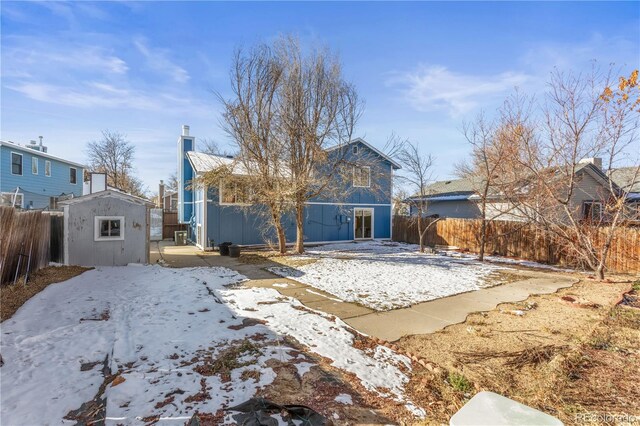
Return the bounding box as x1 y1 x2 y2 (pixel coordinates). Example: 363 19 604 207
45 160 51 177
94 216 125 241
353 166 371 188
583 201 603 220
1 192 24 208
10 152 23 176
32 157 38 175
70 167 77 184
219 178 253 206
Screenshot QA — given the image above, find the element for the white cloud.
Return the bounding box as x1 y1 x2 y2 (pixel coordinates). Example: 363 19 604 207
388 65 530 116
133 37 190 83
2 38 128 76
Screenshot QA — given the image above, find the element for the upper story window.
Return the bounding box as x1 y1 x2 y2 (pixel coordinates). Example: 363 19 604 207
582 201 602 221
45 160 51 177
220 179 254 205
32 157 38 175
353 166 371 188
11 152 22 175
352 145 359 155
70 167 77 184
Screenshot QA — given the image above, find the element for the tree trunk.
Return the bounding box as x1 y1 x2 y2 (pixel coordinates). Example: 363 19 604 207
479 218 486 262
478 197 488 262
595 263 605 281
275 222 287 254
418 215 425 253
269 208 287 254
294 200 305 254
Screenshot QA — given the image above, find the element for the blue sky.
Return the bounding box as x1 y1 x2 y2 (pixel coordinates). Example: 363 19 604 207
2 1 638 193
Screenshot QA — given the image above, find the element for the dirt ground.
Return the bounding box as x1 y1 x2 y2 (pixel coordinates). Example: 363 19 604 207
1 265 90 321
398 276 640 425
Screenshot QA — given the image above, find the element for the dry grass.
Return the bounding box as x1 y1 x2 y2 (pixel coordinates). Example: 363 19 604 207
399 278 640 424
1 265 90 321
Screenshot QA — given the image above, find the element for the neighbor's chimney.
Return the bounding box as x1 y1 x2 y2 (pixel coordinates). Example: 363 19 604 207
158 180 165 208
39 136 43 147
579 157 603 170
182 125 190 137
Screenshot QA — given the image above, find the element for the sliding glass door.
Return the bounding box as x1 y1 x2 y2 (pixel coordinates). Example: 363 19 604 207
354 208 373 239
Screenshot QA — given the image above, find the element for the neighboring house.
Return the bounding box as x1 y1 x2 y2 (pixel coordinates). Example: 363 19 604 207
155 180 178 211
176 125 400 249
60 189 153 266
0 139 85 210
609 166 640 221
408 158 619 222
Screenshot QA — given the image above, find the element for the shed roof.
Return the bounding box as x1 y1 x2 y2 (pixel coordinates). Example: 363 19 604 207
59 189 153 206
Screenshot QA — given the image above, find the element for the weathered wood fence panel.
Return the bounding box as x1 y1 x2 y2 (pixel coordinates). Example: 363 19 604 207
0 207 52 285
392 216 640 273
162 210 187 240
49 213 64 264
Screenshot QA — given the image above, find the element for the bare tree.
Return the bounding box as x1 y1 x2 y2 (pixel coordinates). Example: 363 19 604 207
166 172 179 193
275 36 362 253
457 100 530 261
213 44 290 254
86 130 146 197
500 67 639 280
398 140 438 253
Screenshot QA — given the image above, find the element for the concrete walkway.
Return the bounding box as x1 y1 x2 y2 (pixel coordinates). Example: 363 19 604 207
150 241 577 341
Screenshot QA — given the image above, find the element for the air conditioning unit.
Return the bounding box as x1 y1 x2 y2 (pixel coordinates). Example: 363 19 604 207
174 231 187 246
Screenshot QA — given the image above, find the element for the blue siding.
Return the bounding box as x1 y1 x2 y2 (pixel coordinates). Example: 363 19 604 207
0 144 84 209
180 138 194 223
185 139 394 246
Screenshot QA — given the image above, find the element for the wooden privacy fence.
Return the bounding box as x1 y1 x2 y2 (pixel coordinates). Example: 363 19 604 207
0 207 52 285
162 210 187 240
392 216 640 273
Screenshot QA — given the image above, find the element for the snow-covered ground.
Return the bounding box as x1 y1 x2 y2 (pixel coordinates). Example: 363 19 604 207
268 241 511 310
1 264 422 425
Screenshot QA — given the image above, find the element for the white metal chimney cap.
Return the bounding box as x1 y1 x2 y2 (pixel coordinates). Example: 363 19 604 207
182 125 190 136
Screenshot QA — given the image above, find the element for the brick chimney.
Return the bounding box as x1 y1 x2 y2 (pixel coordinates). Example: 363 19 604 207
158 180 165 208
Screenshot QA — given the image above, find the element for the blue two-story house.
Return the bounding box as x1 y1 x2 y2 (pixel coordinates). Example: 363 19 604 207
176 126 400 248
1 140 85 210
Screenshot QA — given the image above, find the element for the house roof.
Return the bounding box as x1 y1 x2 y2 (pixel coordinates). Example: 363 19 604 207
0 140 87 169
422 177 478 196
59 189 154 206
608 167 640 192
186 152 253 176
187 137 401 176
326 138 402 170
410 162 619 202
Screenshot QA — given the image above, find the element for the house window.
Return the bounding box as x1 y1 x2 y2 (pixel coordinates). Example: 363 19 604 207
353 166 371 188
11 153 22 175
1 192 24 208
582 201 602 221
94 216 125 241
353 145 359 154
70 167 77 184
220 179 254 205
45 160 51 176
32 157 38 174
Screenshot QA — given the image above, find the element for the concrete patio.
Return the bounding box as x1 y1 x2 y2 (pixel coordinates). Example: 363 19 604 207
150 240 578 341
